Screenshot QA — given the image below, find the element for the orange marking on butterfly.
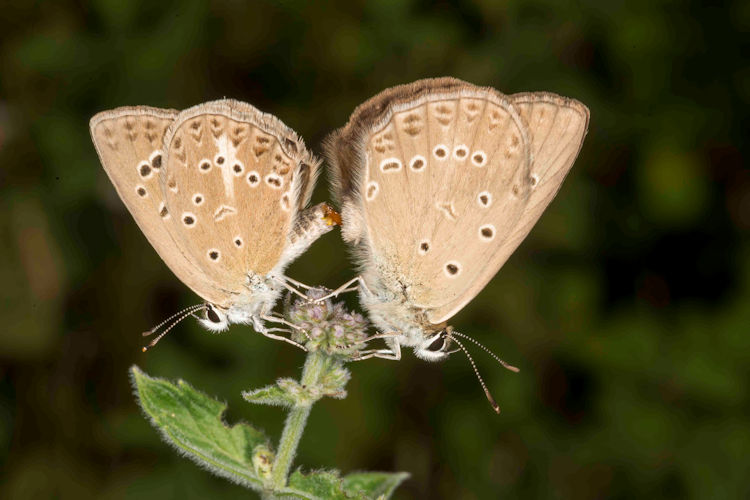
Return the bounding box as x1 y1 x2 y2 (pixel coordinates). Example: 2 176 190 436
322 204 342 226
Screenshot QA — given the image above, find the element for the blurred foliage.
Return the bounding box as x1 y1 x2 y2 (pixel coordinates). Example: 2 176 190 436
0 0 748 498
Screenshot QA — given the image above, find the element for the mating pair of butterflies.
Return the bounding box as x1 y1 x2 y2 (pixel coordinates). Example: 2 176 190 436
91 77 589 366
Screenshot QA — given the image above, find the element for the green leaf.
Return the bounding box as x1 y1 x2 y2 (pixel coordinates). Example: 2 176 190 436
242 379 298 408
280 470 409 499
343 472 410 499
130 365 269 491
283 470 352 499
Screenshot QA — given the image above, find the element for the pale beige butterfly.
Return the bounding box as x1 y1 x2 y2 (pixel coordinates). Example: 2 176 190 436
90 99 339 349
324 77 589 379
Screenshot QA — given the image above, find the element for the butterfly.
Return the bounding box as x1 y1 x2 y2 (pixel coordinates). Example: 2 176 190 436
324 77 590 369
90 99 339 349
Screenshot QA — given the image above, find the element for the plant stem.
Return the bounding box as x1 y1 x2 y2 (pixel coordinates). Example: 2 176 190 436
271 351 327 489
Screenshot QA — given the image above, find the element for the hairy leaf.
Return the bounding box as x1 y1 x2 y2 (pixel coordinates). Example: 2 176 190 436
130 365 269 491
284 470 352 499
280 469 409 499
343 471 410 499
242 379 298 408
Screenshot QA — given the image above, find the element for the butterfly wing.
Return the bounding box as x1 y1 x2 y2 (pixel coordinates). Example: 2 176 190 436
161 100 321 294
427 91 590 323
328 78 589 325
90 107 233 306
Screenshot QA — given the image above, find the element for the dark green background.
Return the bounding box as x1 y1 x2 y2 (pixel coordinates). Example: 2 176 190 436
1 1 748 498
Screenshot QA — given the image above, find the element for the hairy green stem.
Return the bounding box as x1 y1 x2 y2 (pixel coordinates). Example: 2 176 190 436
271 351 327 489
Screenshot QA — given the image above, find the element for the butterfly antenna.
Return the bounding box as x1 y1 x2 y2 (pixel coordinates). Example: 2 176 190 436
450 336 501 414
449 331 520 373
142 304 206 337
142 304 207 352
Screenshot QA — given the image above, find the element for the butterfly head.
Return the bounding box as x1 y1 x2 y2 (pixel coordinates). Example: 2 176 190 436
198 303 229 332
413 326 457 362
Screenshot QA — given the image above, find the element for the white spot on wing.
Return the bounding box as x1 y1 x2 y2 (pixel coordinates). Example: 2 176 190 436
379 158 402 173
366 181 379 201
280 192 291 212
158 202 169 219
246 171 260 187
181 212 197 227
149 150 164 169
479 224 496 241
477 191 492 208
436 201 458 220
530 173 539 188
409 155 426 172
198 158 212 173
443 261 461 278
207 249 221 262
265 173 283 189
214 205 237 221
433 144 448 160
212 134 239 198
418 239 430 255
137 162 153 179
471 150 487 167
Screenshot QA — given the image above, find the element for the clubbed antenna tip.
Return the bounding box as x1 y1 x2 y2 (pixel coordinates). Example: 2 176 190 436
450 336 502 414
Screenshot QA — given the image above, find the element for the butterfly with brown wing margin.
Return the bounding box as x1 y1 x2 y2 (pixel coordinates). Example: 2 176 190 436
91 99 340 350
324 77 589 373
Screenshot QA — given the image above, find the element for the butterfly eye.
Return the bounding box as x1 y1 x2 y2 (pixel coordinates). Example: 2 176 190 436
425 334 446 352
205 305 221 323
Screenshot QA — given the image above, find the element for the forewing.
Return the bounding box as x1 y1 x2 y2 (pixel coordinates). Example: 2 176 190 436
90 107 232 306
162 100 320 291
427 92 590 323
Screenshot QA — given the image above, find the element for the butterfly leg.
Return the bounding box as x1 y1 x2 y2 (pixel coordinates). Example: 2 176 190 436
275 279 311 300
258 327 308 352
262 314 313 342
342 331 400 346
262 314 303 330
281 275 315 290
351 341 401 361
312 276 364 302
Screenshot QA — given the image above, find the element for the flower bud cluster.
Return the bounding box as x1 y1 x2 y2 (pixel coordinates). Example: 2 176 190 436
287 289 368 358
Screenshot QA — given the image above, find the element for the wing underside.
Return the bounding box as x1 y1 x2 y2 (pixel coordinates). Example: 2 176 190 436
326 78 589 325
